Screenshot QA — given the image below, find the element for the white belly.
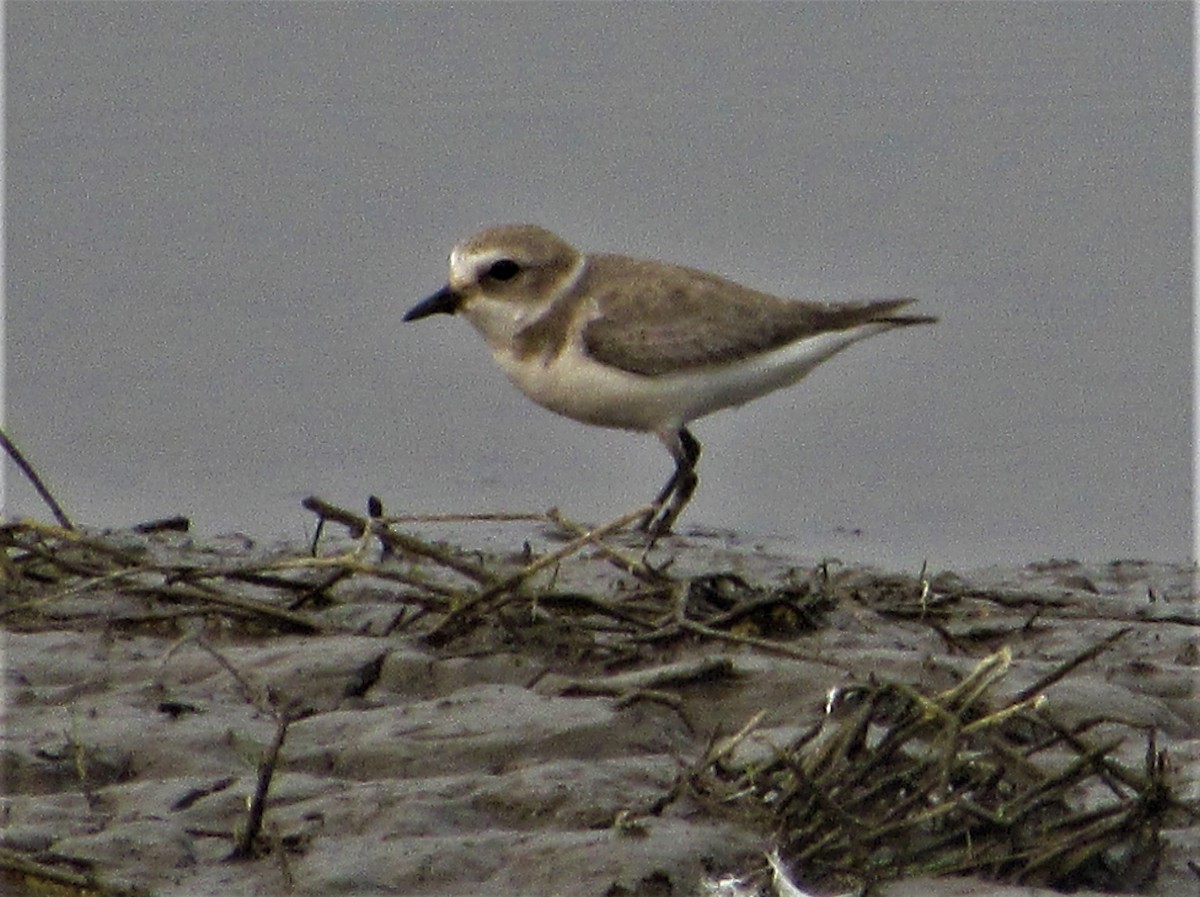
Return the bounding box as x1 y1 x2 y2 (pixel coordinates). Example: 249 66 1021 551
490 323 893 435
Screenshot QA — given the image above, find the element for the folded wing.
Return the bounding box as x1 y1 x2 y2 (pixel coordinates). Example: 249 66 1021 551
580 258 933 377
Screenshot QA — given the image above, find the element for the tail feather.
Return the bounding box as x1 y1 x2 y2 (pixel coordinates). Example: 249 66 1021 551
816 298 938 331
877 313 939 326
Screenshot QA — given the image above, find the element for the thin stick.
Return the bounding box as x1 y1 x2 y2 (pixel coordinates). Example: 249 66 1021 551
556 657 737 696
128 580 327 634
0 427 73 529
0 845 146 897
422 504 651 646
381 511 550 524
673 618 849 669
547 508 670 584
227 711 294 860
478 504 654 601
1012 627 1131 704
302 496 497 585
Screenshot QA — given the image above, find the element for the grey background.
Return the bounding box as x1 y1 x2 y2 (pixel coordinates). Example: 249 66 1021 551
5 3 1193 569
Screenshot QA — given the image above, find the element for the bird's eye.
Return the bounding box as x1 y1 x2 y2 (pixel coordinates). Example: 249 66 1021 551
486 259 521 281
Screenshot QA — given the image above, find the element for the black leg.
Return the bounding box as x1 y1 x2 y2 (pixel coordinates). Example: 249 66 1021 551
639 472 680 534
639 429 690 532
639 428 702 536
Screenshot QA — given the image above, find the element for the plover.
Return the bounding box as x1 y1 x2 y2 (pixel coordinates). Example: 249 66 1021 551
405 225 936 536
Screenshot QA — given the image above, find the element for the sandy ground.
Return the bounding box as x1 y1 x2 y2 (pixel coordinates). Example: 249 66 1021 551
1 516 1196 896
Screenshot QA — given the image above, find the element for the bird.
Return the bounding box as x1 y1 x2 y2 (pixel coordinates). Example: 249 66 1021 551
404 224 936 536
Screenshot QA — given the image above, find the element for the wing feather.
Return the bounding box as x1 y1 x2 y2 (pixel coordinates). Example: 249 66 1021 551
579 255 927 377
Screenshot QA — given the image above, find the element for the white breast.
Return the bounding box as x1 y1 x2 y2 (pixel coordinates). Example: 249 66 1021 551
489 321 894 436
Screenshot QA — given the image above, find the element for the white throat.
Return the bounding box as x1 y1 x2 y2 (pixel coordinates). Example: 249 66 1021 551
461 254 588 354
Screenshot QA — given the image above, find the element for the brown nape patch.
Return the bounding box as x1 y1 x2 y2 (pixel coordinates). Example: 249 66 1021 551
511 260 593 362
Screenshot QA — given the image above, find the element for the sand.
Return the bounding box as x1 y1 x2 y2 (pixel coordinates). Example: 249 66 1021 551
1 514 1196 896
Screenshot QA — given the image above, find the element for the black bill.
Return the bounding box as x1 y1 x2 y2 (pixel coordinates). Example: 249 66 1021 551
403 286 461 321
